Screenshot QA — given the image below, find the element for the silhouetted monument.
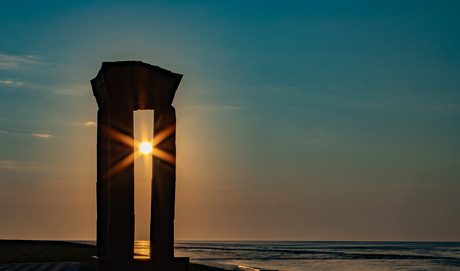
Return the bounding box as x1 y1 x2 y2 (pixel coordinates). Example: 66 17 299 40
91 61 189 271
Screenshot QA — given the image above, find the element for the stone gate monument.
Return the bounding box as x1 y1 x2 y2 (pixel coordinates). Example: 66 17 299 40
91 61 189 271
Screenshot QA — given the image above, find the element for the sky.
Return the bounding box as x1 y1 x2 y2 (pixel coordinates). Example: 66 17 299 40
0 0 459 241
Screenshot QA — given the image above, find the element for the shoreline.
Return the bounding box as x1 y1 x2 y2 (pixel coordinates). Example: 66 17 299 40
0 239 226 271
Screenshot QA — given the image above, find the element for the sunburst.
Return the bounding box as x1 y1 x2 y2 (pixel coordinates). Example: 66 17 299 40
99 124 176 180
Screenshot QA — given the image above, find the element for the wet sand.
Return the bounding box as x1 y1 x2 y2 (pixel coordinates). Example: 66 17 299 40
0 240 225 271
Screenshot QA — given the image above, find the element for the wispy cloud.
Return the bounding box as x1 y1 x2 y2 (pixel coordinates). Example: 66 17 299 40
85 121 97 127
210 185 245 190
0 161 59 172
54 85 90 96
31 133 52 138
54 89 80 96
310 127 337 139
0 53 36 69
214 106 243 110
0 130 53 137
184 105 245 113
0 79 24 87
431 103 460 112
0 161 16 169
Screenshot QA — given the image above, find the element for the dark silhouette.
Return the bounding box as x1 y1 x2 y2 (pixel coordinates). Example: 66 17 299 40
91 61 188 271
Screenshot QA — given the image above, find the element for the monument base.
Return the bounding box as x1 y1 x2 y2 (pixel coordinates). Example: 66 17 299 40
92 256 189 271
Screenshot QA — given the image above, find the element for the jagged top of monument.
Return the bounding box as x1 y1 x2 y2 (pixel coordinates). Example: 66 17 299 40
91 61 183 109
100 61 182 77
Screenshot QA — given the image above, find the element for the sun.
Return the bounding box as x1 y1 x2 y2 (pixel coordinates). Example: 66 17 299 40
139 142 152 154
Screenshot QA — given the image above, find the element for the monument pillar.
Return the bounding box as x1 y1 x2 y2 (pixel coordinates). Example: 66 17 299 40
91 61 189 271
151 105 177 258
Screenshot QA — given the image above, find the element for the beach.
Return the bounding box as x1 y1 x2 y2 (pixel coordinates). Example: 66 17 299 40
0 240 225 271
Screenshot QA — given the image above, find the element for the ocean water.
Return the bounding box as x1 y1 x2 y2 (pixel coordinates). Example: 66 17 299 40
77 241 460 271
173 241 460 271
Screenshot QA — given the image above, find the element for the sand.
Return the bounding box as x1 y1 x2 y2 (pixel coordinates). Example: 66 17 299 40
0 240 225 271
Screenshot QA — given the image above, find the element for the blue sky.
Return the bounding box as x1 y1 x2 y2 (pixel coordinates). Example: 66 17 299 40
1 0 459 241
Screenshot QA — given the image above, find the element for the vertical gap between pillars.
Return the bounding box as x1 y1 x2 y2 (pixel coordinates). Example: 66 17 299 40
133 109 154 257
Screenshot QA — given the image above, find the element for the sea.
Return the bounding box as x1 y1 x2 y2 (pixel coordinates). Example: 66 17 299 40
75 240 460 271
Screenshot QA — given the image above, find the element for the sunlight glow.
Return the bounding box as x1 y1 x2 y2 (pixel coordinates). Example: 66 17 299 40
140 142 152 154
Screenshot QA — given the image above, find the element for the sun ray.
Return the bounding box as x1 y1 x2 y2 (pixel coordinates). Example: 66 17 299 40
99 125 136 149
100 152 135 180
151 124 175 148
151 148 176 165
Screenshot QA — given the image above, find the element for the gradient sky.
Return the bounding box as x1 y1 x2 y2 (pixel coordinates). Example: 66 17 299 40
1 0 459 241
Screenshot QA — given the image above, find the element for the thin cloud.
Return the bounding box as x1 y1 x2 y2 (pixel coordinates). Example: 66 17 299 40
432 103 460 112
184 105 245 113
0 80 24 87
0 53 36 69
0 161 58 171
31 133 52 138
54 89 81 96
85 121 97 127
214 106 243 110
0 130 52 137
54 85 90 96
0 161 16 169
211 185 245 190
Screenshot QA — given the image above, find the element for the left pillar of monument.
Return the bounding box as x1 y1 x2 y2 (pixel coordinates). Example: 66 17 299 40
92 63 136 271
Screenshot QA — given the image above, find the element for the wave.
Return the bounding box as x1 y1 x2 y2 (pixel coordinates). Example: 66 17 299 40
176 246 460 261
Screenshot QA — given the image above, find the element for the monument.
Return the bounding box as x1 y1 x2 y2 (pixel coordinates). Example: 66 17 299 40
91 61 189 271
